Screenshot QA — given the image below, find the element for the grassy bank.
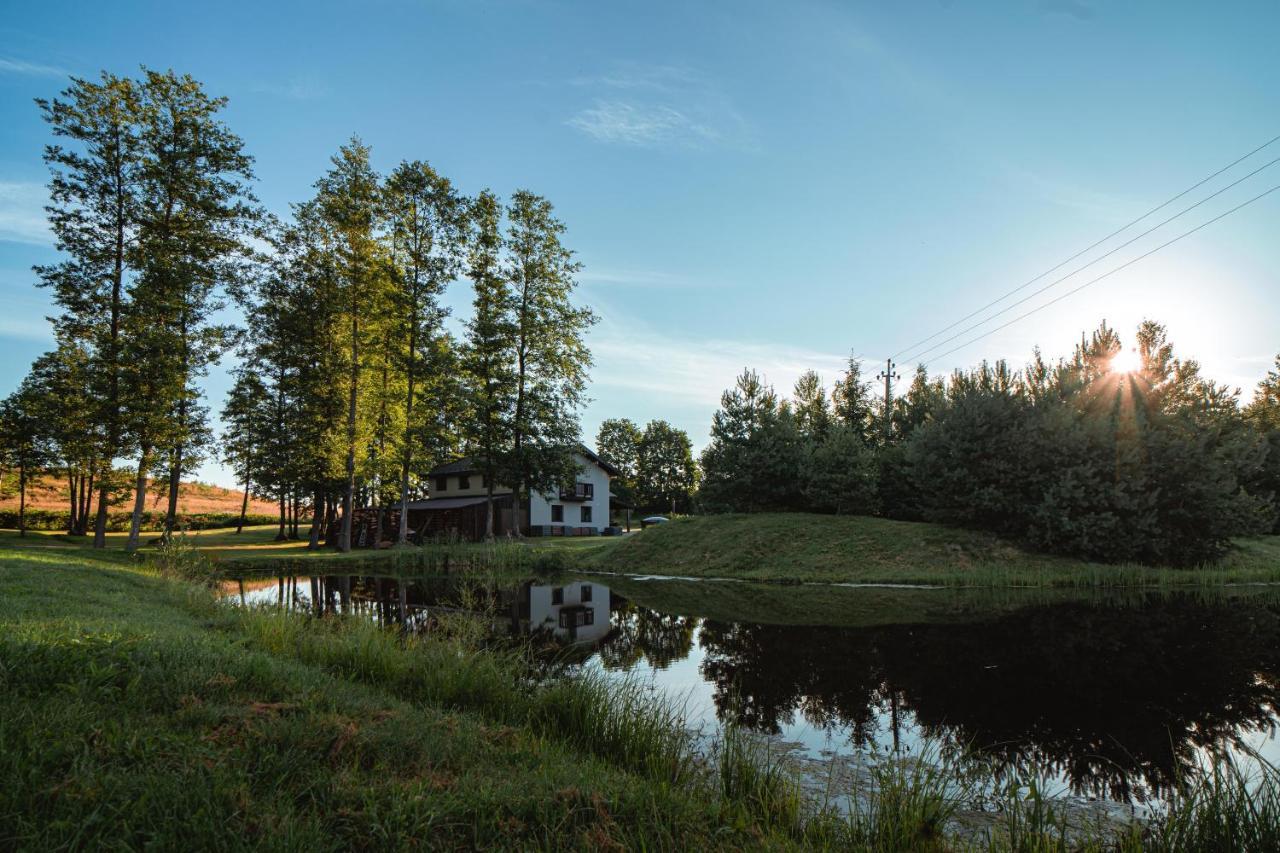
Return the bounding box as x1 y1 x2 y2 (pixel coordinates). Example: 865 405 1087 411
582 514 1280 587
4 542 1280 849
0 544 809 849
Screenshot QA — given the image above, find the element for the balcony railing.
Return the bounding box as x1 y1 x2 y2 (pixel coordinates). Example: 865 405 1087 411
559 483 594 501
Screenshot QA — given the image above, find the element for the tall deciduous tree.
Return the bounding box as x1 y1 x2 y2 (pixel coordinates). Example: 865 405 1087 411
636 420 697 514
314 139 392 552
461 190 518 539
36 72 142 548
385 161 463 544
0 380 56 537
504 190 595 531
130 69 257 542
596 418 641 508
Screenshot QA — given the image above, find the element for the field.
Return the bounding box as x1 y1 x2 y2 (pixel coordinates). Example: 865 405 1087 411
0 472 275 517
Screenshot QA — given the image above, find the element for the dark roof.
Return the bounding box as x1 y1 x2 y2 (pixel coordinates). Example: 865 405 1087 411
428 458 482 476
405 496 490 510
428 445 619 478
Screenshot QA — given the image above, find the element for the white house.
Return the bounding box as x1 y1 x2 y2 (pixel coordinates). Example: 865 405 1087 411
424 446 617 537
525 581 611 642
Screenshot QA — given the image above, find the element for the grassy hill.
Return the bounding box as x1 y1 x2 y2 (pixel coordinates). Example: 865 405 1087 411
583 513 1280 587
0 472 275 517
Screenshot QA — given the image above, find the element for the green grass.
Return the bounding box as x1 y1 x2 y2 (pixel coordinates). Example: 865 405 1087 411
0 544 813 850
582 514 1280 587
5 539 1280 849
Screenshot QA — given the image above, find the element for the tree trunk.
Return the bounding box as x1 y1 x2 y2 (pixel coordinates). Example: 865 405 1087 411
307 490 324 549
484 482 496 540
18 462 26 538
339 310 359 553
125 446 151 552
78 470 92 535
275 490 287 541
164 443 183 536
68 472 78 534
93 483 111 548
235 470 250 534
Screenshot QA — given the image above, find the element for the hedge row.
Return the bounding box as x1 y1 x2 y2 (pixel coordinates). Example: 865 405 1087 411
0 509 278 532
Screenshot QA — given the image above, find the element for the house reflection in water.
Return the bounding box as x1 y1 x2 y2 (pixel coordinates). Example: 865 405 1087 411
236 574 613 648
522 582 610 643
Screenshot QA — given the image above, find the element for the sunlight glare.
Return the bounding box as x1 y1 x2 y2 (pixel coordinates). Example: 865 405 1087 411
1110 348 1141 374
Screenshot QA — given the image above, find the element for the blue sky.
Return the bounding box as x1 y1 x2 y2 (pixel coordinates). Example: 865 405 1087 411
2 0 1278 486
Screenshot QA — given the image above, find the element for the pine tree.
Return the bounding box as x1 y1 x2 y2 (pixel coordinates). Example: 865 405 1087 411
831 354 875 444
792 370 832 441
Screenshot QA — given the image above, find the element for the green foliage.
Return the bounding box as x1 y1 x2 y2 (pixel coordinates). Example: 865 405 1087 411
804 424 879 515
635 419 698 514
0 509 275 532
700 324 1276 567
596 417 642 506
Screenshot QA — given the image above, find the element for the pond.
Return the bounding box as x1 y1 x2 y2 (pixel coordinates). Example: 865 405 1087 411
227 570 1280 814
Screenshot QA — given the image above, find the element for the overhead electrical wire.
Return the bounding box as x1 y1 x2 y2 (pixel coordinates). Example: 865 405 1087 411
897 152 1280 365
918 181 1280 370
890 132 1280 363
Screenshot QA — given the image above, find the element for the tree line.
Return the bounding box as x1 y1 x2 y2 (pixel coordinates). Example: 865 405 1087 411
697 321 1280 566
0 69 595 549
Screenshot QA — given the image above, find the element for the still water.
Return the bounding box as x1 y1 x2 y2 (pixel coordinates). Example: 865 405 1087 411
230 572 1280 810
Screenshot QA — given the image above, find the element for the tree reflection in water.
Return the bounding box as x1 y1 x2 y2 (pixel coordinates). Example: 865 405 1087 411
599 591 1280 803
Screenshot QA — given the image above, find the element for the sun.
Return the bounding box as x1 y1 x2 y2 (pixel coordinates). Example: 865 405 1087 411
1109 348 1141 374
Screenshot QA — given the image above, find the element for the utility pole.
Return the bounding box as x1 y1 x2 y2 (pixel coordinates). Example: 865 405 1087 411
876 358 899 445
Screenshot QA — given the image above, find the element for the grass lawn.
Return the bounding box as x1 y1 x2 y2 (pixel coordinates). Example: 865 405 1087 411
580 513 1280 588
0 542 819 850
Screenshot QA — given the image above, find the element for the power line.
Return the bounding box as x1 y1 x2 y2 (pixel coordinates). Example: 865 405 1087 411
919 181 1280 370
891 132 1280 362
898 152 1280 365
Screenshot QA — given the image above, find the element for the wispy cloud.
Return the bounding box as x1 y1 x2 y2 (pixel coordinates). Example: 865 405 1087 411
0 182 52 246
0 57 69 78
568 101 719 148
579 266 722 289
566 63 752 150
1038 0 1095 21
251 76 327 101
590 316 848 405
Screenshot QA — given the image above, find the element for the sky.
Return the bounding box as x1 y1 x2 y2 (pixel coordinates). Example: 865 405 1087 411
1 0 1278 487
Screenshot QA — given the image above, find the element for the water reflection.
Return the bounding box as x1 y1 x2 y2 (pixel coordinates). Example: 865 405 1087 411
234 574 612 647
598 590 1280 803
229 574 1280 805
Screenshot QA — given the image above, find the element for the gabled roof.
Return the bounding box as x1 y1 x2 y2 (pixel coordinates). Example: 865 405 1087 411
428 445 618 478
429 458 482 476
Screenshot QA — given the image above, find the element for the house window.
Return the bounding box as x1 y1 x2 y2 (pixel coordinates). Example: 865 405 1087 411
459 475 470 489
551 505 564 523
552 587 563 605
580 505 593 524
435 476 448 493
583 608 594 626
581 584 592 603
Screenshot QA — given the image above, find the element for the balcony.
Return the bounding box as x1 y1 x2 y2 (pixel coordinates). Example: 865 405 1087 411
558 483 594 502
